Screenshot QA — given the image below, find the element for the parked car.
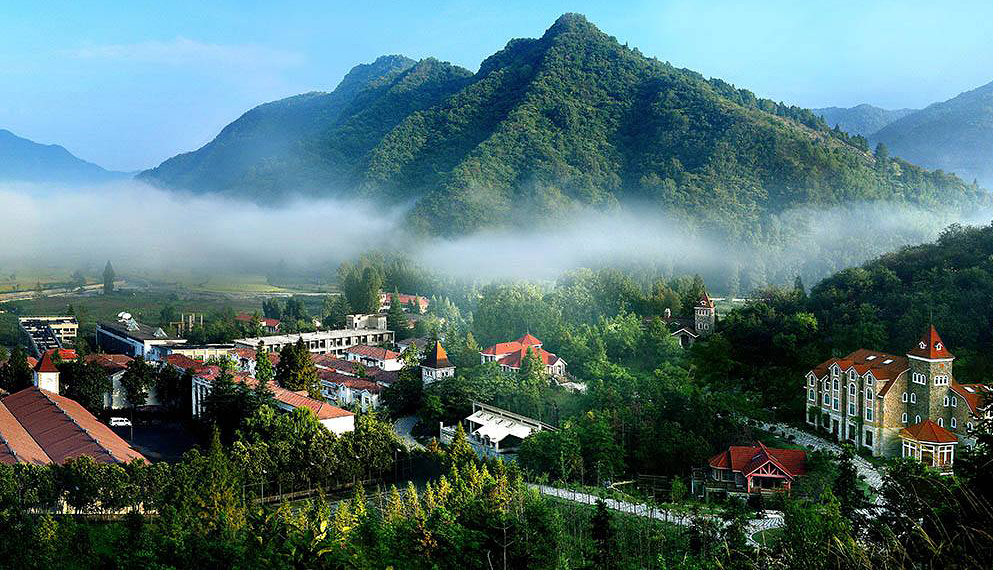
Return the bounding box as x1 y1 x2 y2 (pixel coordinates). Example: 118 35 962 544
109 417 132 427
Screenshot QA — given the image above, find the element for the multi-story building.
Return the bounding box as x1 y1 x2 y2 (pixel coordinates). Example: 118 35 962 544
655 292 716 348
233 328 394 357
480 333 566 378
805 326 992 472
18 316 79 356
96 317 186 359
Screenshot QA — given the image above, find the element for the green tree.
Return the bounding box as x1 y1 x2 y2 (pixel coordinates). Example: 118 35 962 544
253 341 275 403
102 261 115 295
275 338 321 399
120 356 153 410
60 360 112 412
155 364 184 414
321 295 350 329
387 288 409 340
0 345 34 393
589 499 618 570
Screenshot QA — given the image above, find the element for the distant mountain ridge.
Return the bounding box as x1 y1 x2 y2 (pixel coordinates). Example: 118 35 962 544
871 80 993 189
141 13 988 238
812 104 916 136
0 129 124 184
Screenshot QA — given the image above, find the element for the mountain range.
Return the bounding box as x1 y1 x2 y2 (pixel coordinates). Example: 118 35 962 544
812 104 916 136
140 14 987 239
0 129 124 184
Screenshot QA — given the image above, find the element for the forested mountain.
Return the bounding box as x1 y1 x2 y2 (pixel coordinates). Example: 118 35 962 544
812 103 915 136
872 80 993 189
142 14 987 238
0 129 123 184
807 223 993 381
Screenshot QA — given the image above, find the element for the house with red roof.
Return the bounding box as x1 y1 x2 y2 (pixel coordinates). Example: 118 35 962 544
701 443 806 496
805 325 992 469
344 344 403 371
235 313 281 333
0 358 145 465
480 334 566 378
379 292 429 314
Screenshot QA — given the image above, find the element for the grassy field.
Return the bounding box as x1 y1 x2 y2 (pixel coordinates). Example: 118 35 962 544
752 526 784 548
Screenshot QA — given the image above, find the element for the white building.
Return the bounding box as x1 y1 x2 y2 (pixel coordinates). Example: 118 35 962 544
96 316 186 360
234 328 394 357
440 401 556 457
421 341 455 385
19 316 78 356
343 344 402 371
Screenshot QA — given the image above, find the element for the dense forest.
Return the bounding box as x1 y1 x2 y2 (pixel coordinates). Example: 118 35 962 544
141 14 988 244
812 104 915 137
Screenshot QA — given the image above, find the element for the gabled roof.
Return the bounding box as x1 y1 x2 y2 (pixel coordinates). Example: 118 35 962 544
950 381 993 414
269 384 354 420
516 333 542 347
34 351 58 373
345 344 399 361
482 333 543 356
900 420 958 444
1 387 145 464
708 444 807 478
907 325 954 360
164 354 203 371
698 291 714 309
421 341 452 369
496 346 563 369
84 353 133 373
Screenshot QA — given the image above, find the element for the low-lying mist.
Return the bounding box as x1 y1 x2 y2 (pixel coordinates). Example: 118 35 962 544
2 179 989 293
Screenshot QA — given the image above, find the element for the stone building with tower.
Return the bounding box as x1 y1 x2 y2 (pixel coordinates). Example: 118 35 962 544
659 292 716 348
804 326 992 472
421 340 455 385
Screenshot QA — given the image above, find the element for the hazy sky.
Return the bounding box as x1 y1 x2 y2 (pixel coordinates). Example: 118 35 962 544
2 0 992 171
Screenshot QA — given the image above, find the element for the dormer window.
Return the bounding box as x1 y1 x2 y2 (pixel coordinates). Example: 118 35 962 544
935 342 943 351
849 370 856 381
919 341 927 350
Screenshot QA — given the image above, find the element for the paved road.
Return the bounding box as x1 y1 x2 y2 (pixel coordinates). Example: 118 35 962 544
531 484 776 547
393 416 425 450
757 421 883 499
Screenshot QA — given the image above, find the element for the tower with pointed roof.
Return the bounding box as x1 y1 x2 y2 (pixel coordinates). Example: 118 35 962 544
421 340 455 385
694 291 716 336
33 351 60 393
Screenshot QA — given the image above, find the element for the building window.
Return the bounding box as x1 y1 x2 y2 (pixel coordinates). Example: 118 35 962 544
934 375 949 386
951 417 957 429
902 392 908 402
865 407 873 421
866 376 874 387
833 378 839 391
864 430 873 447
848 402 856 415
951 396 957 407
833 397 840 411
943 396 949 407
937 418 944 427
902 412 908 423
910 392 917 404
849 384 856 398
808 376 815 387
968 422 974 431
913 372 926 385
823 393 830 405
808 389 815 401
849 370 856 381
915 415 921 424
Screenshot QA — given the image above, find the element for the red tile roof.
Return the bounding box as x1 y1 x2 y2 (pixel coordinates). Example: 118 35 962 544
44 348 78 361
164 354 203 371
235 313 280 327
907 325 954 359
496 345 562 370
1 387 145 464
345 344 399 361
950 381 993 414
0 401 51 465
269 385 353 420
482 334 543 357
381 293 429 309
810 349 910 396
516 333 542 347
34 351 59 373
84 353 133 373
708 444 807 478
900 420 958 443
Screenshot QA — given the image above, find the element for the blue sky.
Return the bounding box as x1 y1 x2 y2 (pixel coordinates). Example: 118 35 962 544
3 0 992 171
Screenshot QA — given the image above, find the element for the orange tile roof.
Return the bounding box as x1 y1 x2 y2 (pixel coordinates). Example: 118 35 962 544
421 341 452 369
2 387 145 464
900 420 958 443
34 351 59 373
496 346 562 369
907 326 954 359
345 344 399 361
44 348 78 361
708 443 807 478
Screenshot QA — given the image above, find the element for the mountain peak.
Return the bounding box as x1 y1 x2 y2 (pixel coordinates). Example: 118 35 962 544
544 13 600 37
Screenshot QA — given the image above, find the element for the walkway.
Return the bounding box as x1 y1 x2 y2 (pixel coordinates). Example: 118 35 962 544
531 484 777 547
393 416 425 450
757 421 883 497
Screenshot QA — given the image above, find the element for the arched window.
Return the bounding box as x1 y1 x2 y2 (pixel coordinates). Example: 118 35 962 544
951 418 957 429
902 392 908 402
915 415 921 424
910 392 917 403
937 418 944 427
943 396 950 407
951 396 957 407
901 412 908 423
849 384 857 398
833 377 839 390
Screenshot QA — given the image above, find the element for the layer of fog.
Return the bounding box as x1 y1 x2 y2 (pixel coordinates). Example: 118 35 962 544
1 179 989 293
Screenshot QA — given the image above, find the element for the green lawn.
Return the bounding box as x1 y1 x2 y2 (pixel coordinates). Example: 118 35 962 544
752 526 784 548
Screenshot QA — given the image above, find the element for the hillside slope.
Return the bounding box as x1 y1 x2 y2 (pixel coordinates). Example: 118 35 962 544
871 81 993 189
142 14 988 238
813 104 916 136
0 129 123 184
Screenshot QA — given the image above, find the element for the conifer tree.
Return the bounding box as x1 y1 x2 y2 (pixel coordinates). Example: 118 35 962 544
102 261 115 295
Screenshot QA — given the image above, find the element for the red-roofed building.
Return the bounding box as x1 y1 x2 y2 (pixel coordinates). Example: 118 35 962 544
481 334 566 378
344 344 402 371
33 351 60 392
805 326 991 467
379 292 429 314
702 443 806 496
0 385 145 465
235 313 281 333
